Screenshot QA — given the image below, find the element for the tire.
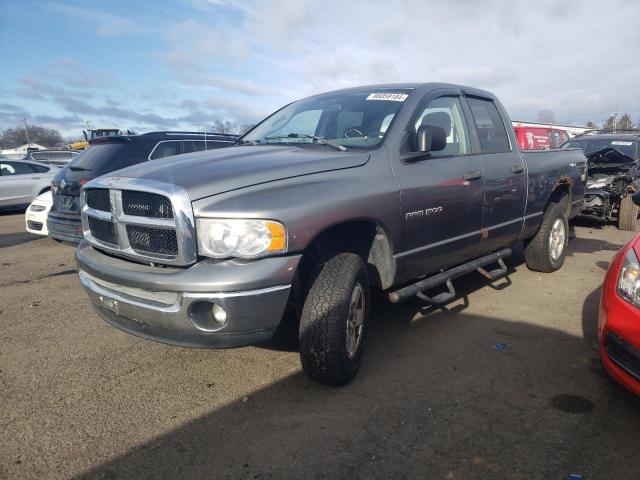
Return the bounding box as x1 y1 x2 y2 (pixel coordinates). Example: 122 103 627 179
299 252 370 386
618 195 638 231
524 199 569 273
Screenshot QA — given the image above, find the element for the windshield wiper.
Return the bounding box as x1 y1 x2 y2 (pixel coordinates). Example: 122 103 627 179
264 133 347 151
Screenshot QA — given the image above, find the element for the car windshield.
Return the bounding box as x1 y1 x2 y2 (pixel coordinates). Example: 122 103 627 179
240 89 413 150
563 138 638 162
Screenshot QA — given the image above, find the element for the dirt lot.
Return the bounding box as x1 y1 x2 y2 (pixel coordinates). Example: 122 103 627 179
1 211 639 479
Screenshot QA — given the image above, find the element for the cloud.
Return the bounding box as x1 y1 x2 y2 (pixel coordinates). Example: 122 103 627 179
4 0 639 136
47 2 149 37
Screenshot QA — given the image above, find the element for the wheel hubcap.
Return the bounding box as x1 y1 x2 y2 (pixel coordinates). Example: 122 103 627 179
549 218 566 261
346 283 365 358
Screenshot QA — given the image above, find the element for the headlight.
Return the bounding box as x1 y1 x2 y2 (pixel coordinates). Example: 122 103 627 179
617 248 640 308
30 204 46 212
196 218 287 259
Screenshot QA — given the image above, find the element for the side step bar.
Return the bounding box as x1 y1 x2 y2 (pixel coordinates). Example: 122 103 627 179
388 248 512 304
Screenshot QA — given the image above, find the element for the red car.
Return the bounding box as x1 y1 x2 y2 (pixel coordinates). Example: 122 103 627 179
599 213 640 396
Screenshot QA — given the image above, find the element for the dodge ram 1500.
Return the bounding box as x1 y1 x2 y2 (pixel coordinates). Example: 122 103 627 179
76 83 587 385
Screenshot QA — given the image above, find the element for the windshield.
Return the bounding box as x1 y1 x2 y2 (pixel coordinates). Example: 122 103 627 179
68 142 137 172
563 138 638 162
240 89 413 150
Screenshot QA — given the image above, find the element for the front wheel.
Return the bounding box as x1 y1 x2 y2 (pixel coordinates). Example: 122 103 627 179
524 200 569 272
299 253 370 385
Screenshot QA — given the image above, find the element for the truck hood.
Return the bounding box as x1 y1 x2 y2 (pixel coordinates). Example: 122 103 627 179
111 145 370 200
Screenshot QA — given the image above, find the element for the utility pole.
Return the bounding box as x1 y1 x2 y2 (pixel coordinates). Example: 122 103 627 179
23 118 31 148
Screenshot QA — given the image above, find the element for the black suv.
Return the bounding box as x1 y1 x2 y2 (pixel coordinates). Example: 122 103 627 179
48 131 238 243
562 131 640 230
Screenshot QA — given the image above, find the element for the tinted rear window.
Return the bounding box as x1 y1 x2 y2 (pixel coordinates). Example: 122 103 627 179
467 97 511 153
68 142 143 172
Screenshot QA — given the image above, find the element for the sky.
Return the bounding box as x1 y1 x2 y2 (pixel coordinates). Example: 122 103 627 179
1 0 639 138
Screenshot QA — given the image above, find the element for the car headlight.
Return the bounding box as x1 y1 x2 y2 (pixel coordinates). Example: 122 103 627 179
196 218 287 259
30 204 46 212
617 248 640 308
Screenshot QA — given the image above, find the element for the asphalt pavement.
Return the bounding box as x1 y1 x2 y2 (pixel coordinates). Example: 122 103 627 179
1 211 639 479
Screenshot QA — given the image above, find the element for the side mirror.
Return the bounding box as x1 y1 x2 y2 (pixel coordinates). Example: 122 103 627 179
632 190 640 207
416 124 447 153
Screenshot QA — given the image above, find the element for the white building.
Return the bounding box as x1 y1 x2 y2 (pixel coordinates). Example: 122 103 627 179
0 143 46 159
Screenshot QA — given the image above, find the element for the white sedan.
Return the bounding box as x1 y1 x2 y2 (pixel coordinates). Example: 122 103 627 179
25 191 53 236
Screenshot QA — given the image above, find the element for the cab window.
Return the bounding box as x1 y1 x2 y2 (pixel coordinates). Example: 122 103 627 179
411 96 470 156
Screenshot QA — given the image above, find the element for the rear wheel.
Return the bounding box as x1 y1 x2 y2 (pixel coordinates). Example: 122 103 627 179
298 252 370 385
524 199 569 272
618 194 638 231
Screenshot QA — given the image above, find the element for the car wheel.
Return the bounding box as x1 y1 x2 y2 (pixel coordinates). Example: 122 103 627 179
298 252 370 385
618 194 638 231
524 199 569 272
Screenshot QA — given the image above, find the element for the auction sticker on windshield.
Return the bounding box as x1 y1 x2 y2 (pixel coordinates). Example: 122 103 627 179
366 93 408 102
612 141 634 146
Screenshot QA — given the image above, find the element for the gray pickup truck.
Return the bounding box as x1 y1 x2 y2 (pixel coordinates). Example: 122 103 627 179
76 83 587 385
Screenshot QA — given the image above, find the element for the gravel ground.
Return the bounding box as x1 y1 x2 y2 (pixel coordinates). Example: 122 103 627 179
1 211 639 480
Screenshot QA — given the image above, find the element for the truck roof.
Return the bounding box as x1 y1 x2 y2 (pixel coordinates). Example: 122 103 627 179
308 82 498 100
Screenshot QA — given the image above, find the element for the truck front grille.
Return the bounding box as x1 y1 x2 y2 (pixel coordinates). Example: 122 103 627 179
126 224 178 256
81 180 195 266
88 216 117 245
86 189 111 212
122 191 174 219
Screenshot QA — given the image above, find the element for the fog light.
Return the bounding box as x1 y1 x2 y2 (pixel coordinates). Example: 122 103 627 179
188 301 228 332
212 304 227 323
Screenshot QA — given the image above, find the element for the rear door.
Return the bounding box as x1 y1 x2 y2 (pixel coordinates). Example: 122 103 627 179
465 96 526 255
393 90 485 280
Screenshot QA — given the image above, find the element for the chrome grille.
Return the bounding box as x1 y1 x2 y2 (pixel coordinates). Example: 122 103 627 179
86 189 111 212
88 216 117 245
81 177 196 266
126 224 178 256
122 191 173 218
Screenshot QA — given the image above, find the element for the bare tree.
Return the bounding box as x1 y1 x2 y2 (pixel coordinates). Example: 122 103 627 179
0 124 64 148
536 109 556 123
617 113 635 130
602 115 616 131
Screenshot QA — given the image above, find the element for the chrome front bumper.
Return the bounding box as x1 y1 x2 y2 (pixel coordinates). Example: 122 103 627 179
76 241 300 348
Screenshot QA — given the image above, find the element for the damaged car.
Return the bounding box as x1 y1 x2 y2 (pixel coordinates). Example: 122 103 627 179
563 133 640 230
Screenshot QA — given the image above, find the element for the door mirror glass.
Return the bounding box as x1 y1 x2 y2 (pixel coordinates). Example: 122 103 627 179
416 124 447 153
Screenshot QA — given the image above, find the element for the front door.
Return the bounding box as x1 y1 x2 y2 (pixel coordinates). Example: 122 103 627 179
393 93 485 283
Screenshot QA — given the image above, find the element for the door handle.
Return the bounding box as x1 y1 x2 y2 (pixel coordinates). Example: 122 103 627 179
511 165 524 173
463 171 483 181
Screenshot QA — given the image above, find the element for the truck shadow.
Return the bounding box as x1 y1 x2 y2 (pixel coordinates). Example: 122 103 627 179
0 231 43 248
75 300 640 480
